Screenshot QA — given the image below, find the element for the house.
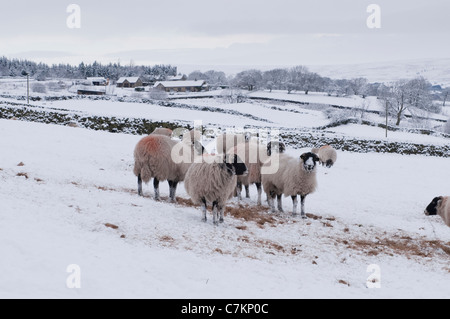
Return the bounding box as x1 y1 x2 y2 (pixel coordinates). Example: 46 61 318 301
86 77 108 86
154 80 209 93
167 74 188 81
116 77 143 88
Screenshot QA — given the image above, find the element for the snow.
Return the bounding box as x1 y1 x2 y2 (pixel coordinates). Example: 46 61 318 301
329 124 449 146
249 91 383 111
0 118 449 299
154 80 207 88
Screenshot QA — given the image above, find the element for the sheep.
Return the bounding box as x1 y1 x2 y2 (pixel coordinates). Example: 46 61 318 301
184 154 247 225
266 141 286 156
312 145 337 168
216 132 251 154
424 196 450 227
133 131 204 202
151 127 173 137
228 140 286 205
227 140 255 201
248 141 286 205
261 152 320 219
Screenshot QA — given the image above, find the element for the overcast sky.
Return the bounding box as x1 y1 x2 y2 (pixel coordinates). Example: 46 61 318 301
1 0 449 71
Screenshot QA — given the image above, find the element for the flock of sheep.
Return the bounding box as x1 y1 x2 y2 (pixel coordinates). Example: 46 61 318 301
133 127 449 228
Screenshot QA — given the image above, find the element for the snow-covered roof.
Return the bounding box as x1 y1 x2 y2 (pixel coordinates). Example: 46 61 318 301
117 77 141 84
86 77 106 81
167 75 187 81
154 80 207 88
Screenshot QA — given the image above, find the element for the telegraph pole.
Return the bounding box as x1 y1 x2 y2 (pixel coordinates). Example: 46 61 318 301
385 100 389 138
22 70 29 105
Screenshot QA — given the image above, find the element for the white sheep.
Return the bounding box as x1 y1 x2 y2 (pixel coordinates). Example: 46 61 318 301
424 196 450 227
151 127 173 137
312 145 337 168
262 152 320 218
133 132 204 202
228 140 286 205
184 154 247 225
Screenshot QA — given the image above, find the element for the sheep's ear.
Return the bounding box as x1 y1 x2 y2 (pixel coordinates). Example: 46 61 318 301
223 154 235 174
435 196 443 206
279 142 286 153
313 153 320 162
223 154 234 164
194 141 206 155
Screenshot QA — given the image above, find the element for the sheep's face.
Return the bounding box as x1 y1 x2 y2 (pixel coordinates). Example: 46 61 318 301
325 159 334 168
225 154 248 176
267 141 286 156
425 196 443 216
300 152 319 173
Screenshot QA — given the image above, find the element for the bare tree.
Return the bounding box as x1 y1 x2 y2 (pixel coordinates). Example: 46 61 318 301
387 80 410 126
286 66 308 93
222 88 245 103
263 68 288 92
349 78 368 97
234 69 263 91
407 77 436 112
188 70 205 81
442 88 449 107
204 70 227 86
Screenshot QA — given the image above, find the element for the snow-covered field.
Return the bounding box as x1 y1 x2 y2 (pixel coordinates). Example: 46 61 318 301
0 117 449 299
0 75 449 299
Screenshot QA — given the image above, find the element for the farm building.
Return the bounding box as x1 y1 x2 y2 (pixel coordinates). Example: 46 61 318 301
116 77 143 88
86 77 108 86
166 74 188 81
154 80 209 93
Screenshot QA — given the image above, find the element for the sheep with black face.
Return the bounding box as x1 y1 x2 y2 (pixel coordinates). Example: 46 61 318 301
262 152 320 219
184 154 247 225
425 196 450 227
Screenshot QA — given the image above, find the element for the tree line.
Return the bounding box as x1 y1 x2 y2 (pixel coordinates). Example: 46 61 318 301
0 57 177 82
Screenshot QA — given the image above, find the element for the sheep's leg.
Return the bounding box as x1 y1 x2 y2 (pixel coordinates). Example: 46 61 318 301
236 181 242 201
201 198 207 223
168 180 178 203
292 195 298 216
219 205 224 223
277 194 283 212
268 191 276 213
245 185 250 198
300 195 307 219
212 201 219 226
137 174 143 196
153 178 160 201
255 183 262 206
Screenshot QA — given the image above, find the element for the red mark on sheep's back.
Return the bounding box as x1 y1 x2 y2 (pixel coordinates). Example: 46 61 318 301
140 136 161 153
